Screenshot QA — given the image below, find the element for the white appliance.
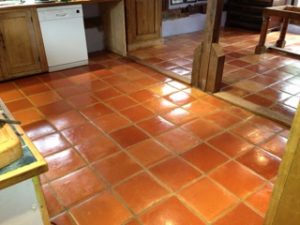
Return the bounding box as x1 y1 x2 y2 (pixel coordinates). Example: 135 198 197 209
37 5 88 72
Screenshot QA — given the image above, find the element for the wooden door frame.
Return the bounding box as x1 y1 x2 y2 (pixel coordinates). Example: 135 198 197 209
264 104 300 225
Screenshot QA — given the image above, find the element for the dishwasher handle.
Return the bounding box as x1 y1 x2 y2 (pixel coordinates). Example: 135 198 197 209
55 13 68 17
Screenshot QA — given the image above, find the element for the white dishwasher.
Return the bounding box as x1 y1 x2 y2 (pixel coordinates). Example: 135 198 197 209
37 5 88 72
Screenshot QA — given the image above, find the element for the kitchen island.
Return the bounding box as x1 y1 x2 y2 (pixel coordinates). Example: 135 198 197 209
0 100 49 225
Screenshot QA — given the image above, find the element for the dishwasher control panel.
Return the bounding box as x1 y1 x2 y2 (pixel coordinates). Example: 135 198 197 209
37 5 83 21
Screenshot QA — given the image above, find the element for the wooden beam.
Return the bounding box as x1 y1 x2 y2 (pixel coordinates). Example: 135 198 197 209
264 103 300 225
191 0 225 93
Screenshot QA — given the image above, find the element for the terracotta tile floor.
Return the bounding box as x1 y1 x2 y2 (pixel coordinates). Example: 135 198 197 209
129 28 300 122
0 52 290 225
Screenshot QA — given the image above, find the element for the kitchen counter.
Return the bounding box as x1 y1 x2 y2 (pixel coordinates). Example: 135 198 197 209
0 0 120 10
0 100 47 190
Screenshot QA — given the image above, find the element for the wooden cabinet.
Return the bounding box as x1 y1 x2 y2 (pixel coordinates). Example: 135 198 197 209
125 0 162 51
226 0 288 30
0 8 47 80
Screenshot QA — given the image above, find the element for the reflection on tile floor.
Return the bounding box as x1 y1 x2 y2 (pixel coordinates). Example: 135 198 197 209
129 28 300 121
0 52 290 225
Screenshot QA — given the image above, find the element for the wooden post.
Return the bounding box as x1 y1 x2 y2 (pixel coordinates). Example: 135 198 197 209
264 103 300 225
191 0 225 93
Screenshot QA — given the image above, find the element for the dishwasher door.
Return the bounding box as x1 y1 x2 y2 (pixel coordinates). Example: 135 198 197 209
37 5 88 72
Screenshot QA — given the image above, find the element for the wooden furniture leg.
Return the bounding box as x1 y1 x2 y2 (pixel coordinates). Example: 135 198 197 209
255 16 271 54
276 17 289 48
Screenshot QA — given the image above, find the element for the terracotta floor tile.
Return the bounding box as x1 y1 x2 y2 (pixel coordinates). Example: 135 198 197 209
231 123 275 145
45 148 85 181
0 89 24 102
23 120 56 140
283 96 300 109
168 80 189 90
227 106 253 119
129 89 157 102
70 192 131 225
80 103 113 120
33 133 70 157
246 184 273 215
93 87 122 100
19 83 51 96
93 152 142 185
105 95 137 111
46 77 74 89
67 93 98 109
165 91 195 106
245 94 274 107
61 122 101 145
48 110 87 131
38 100 73 117
182 119 223 140
110 126 149 148
93 113 131 133
6 98 33 113
56 85 88 98
141 197 205 225
249 116 284 133
210 161 265 198
149 84 178 96
182 144 228 172
143 97 177 114
163 108 197 125
150 157 201 191
182 100 217 116
120 105 154 122
42 184 64 217
51 212 75 225
213 204 263 225
179 178 238 222
260 135 287 158
204 110 241 128
124 219 140 225
115 172 168 213
137 116 175 136
13 108 43 125
208 132 254 157
51 167 104 207
82 79 108 92
237 148 281 180
156 128 200 153
127 139 171 167
28 91 61 107
76 135 120 162
257 88 291 102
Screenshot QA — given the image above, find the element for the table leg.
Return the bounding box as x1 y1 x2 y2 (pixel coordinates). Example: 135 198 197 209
255 16 271 54
276 17 289 48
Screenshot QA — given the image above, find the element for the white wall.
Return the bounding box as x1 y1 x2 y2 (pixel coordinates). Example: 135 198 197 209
162 12 227 37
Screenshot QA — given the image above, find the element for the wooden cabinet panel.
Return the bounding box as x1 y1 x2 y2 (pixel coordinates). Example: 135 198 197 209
125 0 162 50
0 9 47 80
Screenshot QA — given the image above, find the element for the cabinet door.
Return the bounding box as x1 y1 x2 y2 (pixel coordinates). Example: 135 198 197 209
125 0 162 48
0 9 46 78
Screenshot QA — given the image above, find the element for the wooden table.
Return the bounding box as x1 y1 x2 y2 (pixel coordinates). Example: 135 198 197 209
255 5 300 57
0 100 49 225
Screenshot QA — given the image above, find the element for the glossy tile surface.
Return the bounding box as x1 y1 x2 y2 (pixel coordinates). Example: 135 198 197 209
129 28 300 121
1 51 289 225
